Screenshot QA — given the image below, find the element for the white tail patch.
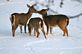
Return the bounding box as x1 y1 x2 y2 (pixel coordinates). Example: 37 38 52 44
12 15 15 26
39 21 42 30
39 21 41 26
66 19 68 21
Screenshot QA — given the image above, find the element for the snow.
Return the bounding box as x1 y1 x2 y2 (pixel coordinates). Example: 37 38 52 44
0 0 82 54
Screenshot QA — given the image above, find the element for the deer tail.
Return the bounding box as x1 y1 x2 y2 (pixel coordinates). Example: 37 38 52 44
41 20 44 28
10 14 15 26
10 14 13 24
66 18 69 26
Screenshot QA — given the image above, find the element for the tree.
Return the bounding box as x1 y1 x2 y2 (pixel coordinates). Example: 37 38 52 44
6 0 10 2
72 0 82 3
60 0 64 8
29 0 82 18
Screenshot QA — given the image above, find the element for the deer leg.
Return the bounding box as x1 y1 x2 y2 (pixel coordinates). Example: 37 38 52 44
20 25 22 33
12 30 15 37
36 31 40 38
36 28 40 38
28 26 32 36
12 26 15 37
50 27 52 34
41 27 46 39
62 27 68 36
12 25 18 37
34 29 36 36
63 29 65 36
60 28 65 36
46 25 49 35
58 25 66 36
64 27 68 36
24 24 27 33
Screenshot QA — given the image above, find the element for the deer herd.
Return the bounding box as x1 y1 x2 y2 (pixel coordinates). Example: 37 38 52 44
10 4 69 39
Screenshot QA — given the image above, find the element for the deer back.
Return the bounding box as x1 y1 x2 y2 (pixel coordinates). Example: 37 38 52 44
10 4 37 25
45 15 69 26
28 18 43 28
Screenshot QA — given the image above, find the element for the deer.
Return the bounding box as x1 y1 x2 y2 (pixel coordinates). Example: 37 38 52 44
27 17 46 39
37 9 69 36
10 4 37 37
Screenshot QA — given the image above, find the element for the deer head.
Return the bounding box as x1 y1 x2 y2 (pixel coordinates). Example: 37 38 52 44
27 4 37 13
38 8 49 16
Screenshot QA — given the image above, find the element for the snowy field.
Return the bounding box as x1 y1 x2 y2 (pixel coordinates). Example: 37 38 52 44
0 0 82 54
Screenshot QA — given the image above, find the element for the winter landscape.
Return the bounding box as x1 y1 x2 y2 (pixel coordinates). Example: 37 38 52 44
0 0 82 54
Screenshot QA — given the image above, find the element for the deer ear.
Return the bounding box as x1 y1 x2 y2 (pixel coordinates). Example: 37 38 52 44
47 8 49 10
32 4 37 7
27 4 30 7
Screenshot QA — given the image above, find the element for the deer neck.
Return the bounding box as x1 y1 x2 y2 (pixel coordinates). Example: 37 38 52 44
26 11 33 19
42 14 47 21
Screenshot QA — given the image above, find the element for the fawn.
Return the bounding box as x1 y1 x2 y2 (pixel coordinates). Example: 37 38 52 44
28 18 46 39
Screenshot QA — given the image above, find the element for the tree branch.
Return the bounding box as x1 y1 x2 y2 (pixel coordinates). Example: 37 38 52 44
30 0 82 19
69 13 82 19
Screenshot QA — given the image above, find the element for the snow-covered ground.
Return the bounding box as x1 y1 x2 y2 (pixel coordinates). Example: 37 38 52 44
0 0 82 54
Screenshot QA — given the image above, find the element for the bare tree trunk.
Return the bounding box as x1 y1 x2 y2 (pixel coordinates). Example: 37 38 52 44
60 0 64 8
6 0 10 1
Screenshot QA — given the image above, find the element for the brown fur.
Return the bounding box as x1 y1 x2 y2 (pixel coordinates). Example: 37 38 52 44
28 18 46 39
38 9 69 36
10 4 37 37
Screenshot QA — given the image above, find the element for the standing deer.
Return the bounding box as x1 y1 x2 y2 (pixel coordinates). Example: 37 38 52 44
28 18 46 39
10 4 37 37
38 9 69 36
